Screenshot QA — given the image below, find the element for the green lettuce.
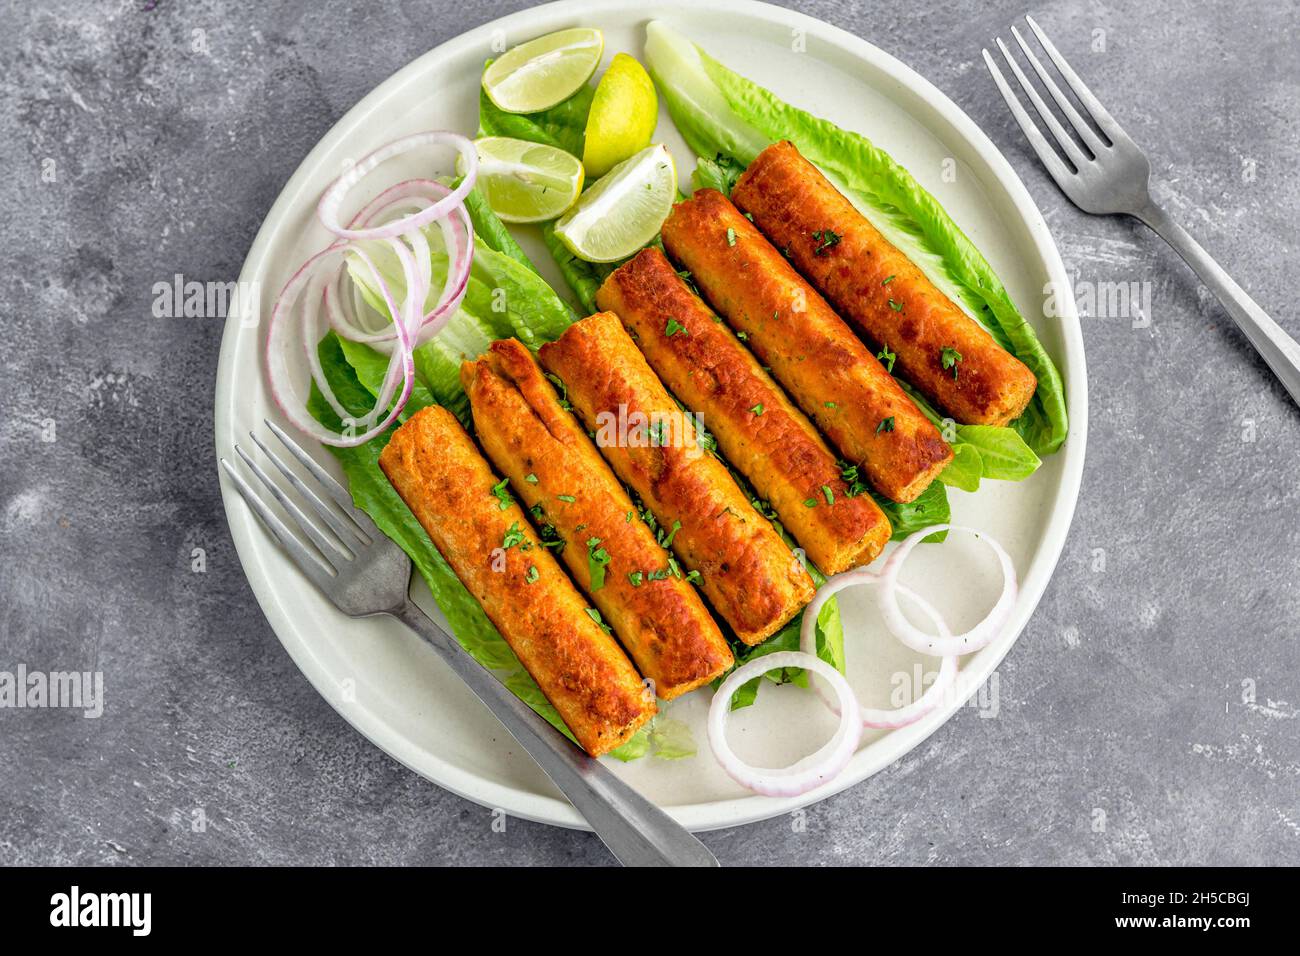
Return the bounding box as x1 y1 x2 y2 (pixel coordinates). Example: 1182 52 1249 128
644 21 1068 458
900 383 1042 493
478 79 593 157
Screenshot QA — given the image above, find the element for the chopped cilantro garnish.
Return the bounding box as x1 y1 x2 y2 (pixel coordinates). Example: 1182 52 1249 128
490 478 513 511
586 537 611 591
876 344 897 373
584 607 611 634
811 229 841 255
502 521 525 550
941 346 963 380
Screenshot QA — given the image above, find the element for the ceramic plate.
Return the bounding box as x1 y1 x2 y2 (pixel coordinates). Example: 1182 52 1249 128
214 0 1087 831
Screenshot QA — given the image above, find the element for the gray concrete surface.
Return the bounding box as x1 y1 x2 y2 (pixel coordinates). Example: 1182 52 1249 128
2 0 1298 866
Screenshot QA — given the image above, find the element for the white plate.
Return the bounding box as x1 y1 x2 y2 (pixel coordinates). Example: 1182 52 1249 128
215 0 1086 831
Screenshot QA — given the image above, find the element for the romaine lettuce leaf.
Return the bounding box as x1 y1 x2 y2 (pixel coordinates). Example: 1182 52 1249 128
478 78 594 157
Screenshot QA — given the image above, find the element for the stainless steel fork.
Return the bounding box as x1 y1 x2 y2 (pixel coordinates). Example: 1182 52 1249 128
220 420 717 868
985 15 1300 405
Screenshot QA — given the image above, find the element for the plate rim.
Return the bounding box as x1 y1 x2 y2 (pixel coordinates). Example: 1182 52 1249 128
214 0 1088 832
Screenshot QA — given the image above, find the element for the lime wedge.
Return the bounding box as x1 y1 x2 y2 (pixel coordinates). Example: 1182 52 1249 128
554 144 677 263
582 53 658 178
461 137 584 223
481 28 603 115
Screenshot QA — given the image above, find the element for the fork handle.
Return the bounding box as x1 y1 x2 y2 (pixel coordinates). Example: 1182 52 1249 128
1137 202 1300 405
392 601 719 867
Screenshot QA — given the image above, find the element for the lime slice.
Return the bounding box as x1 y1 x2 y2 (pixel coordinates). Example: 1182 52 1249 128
481 28 603 115
554 144 677 263
461 137 584 223
582 53 658 178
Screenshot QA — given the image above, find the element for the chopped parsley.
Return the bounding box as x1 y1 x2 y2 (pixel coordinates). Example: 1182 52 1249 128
502 521 525 550
557 494 577 503
804 498 819 508
585 607 612 634
838 460 869 498
490 478 513 511
882 275 896 285
665 318 689 337
628 570 644 587
941 346 963 380
524 473 538 484
876 344 897 373
524 565 539 585
751 403 765 416
658 519 682 550
876 416 895 434
888 298 904 312
725 227 737 247
824 401 838 409
586 537 611 591
530 504 566 555
811 229 841 255
822 484 835 505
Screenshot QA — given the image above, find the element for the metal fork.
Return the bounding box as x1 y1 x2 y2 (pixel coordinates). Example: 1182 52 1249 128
985 15 1300 405
220 420 718 868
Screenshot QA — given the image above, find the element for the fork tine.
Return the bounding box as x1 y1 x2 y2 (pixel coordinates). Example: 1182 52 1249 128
220 457 335 582
249 431 366 550
264 419 377 544
994 38 1088 170
982 48 1075 186
1010 25 1106 157
1024 14 1132 147
235 442 351 569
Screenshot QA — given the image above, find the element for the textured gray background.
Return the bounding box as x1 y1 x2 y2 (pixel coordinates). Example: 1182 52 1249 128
2 0 1298 867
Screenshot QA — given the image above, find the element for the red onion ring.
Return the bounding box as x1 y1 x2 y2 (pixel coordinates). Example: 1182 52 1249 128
317 132 478 241
707 651 862 798
264 133 477 447
266 243 417 447
878 525 1017 657
799 572 958 730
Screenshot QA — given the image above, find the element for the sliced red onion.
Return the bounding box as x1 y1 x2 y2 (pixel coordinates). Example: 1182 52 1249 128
317 131 477 241
708 651 862 798
266 242 417 447
878 525 1018 657
799 572 958 730
266 138 477 447
324 181 474 349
